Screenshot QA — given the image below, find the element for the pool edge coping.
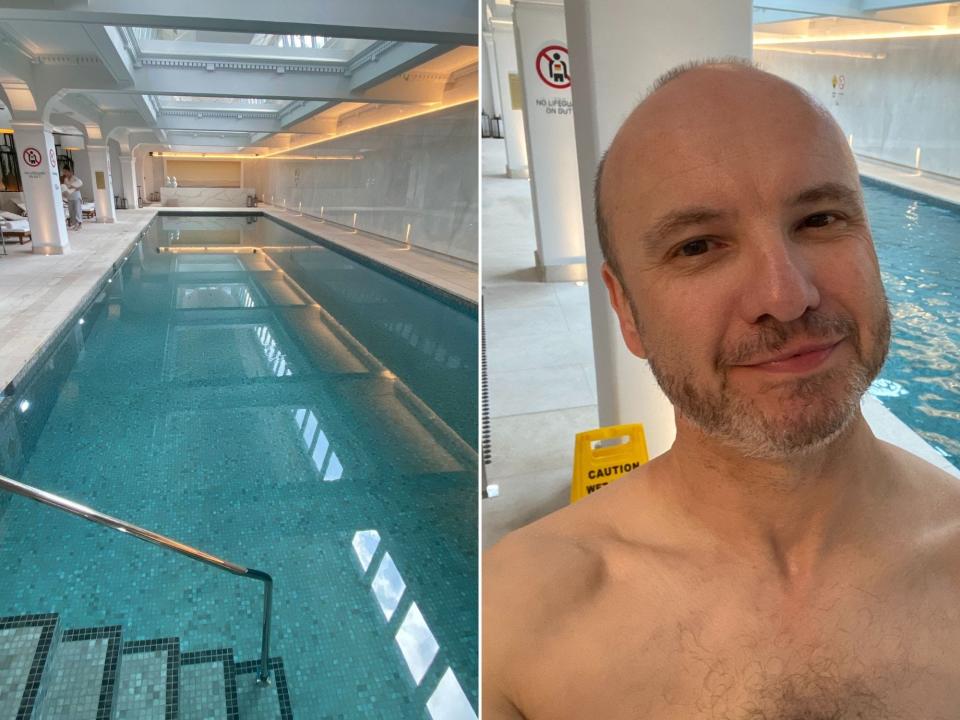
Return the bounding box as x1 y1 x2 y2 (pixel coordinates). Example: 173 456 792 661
2 214 155 402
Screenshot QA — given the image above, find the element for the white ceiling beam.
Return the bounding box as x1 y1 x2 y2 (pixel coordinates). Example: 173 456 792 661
348 42 450 92
152 112 283 133
276 100 336 130
138 39 354 64
120 63 429 103
163 132 255 147
0 0 478 45
79 25 133 84
861 0 946 10
753 1 872 20
753 8 818 24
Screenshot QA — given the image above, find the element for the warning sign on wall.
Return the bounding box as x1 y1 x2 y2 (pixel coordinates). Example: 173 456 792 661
535 44 570 89
22 147 42 168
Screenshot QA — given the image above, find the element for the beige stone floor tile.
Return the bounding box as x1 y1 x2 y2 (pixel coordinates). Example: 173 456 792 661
482 466 572 549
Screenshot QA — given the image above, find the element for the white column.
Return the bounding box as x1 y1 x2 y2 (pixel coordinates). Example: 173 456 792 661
489 18 529 178
482 31 503 118
87 144 117 222
11 122 70 255
564 0 752 457
513 0 585 282
118 153 137 209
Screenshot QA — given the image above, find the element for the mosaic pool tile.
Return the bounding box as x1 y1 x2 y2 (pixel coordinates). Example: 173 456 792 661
115 638 180 720
234 657 292 720
180 648 238 720
0 613 58 719
0 216 478 718
37 625 121 720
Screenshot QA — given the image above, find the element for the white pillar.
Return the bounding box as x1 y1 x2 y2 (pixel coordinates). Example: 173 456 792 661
482 31 503 118
564 0 752 457
118 153 137 209
489 18 529 178
87 144 117 222
11 122 70 254
513 0 585 282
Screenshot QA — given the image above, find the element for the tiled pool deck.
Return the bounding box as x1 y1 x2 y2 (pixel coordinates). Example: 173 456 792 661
0 206 477 395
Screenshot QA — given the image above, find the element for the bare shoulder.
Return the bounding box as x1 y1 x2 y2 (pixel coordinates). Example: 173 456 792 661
482 480 632 716
878 441 960 570
483 463 669 623
483 487 616 632
881 440 960 510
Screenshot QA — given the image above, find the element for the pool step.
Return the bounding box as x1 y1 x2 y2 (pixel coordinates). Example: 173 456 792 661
36 625 123 719
179 648 237 720
0 614 292 719
114 638 180 719
0 613 59 719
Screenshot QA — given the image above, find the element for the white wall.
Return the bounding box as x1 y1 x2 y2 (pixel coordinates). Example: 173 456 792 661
165 159 241 187
756 35 960 178
244 102 478 263
141 152 164 201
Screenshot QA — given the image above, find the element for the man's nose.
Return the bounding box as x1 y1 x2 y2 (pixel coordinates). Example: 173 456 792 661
739 230 821 324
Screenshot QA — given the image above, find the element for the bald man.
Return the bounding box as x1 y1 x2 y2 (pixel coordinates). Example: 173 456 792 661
483 59 960 719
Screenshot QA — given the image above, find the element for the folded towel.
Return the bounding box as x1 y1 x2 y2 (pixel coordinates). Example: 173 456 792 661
2 220 30 232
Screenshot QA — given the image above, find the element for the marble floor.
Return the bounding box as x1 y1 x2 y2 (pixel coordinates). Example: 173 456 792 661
0 206 477 397
481 138 960 549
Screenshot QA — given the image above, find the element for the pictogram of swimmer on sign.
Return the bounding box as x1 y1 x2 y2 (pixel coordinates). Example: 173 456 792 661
535 44 571 89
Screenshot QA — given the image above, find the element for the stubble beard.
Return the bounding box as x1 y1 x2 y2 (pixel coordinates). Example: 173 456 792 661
638 298 892 460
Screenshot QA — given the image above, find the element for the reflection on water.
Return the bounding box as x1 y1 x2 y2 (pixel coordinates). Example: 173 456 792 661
371 552 405 621
864 179 960 466
175 283 258 309
292 408 343 481
351 530 477 718
396 602 439 685
256 325 294 377
352 529 381 572
428 668 480 720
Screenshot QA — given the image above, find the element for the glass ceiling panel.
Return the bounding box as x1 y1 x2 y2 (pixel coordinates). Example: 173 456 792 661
156 96 287 109
130 27 378 61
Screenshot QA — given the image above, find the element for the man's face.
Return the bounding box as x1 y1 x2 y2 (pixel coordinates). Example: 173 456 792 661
601 69 891 458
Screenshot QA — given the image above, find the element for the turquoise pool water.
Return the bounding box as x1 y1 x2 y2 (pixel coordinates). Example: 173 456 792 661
863 179 960 469
0 214 478 717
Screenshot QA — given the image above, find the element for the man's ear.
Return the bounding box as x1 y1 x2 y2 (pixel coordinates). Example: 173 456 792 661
600 262 648 359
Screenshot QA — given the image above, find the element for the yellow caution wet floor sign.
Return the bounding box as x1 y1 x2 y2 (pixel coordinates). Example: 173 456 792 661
570 423 649 503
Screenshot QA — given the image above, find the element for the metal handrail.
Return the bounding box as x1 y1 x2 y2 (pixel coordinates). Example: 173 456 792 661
0 473 274 684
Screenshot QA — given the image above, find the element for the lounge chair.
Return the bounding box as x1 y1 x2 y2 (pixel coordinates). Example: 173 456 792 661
0 213 31 248
12 200 96 220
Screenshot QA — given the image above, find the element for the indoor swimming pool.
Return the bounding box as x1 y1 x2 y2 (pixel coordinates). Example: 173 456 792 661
0 213 478 718
864 178 960 469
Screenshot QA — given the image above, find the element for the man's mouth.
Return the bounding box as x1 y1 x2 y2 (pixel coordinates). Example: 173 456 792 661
736 340 844 374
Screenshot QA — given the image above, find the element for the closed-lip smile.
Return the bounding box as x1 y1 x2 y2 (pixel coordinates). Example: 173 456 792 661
734 339 844 374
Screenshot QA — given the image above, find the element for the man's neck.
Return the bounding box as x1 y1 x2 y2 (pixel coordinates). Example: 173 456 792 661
649 411 891 593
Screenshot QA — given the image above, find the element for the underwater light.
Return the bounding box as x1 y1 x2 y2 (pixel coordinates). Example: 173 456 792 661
78 318 85 325
18 400 29 412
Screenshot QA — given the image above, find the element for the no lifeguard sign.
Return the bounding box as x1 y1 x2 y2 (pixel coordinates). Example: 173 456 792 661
535 44 570 89
22 147 42 168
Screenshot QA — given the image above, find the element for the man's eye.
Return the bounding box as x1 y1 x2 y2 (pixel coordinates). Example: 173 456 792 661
677 239 710 257
803 213 837 228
